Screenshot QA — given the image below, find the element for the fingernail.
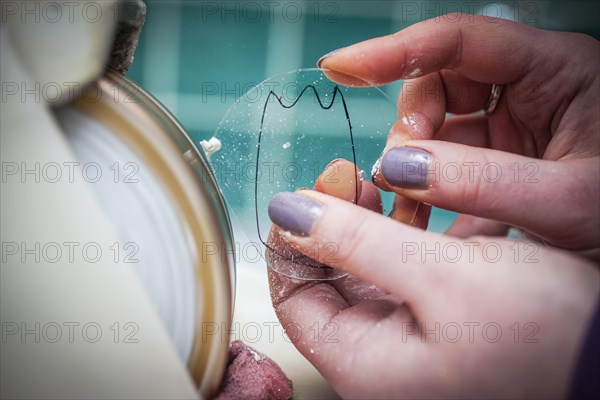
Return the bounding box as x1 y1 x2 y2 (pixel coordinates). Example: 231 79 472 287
316 158 360 202
381 147 431 189
317 48 342 68
268 192 323 236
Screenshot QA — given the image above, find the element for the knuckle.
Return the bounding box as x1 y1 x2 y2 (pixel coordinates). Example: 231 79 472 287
457 154 491 213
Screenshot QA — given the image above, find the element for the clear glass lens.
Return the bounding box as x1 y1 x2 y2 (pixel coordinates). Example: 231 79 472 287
210 68 396 280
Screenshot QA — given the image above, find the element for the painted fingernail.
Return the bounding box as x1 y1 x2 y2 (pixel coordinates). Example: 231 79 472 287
268 192 323 236
317 48 342 68
381 147 431 189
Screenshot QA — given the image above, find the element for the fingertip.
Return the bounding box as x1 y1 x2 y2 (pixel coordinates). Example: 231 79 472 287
371 120 417 192
318 47 367 86
314 158 362 203
380 146 431 190
316 48 342 69
317 35 408 86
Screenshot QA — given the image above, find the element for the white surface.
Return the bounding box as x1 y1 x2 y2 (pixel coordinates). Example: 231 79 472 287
59 106 197 364
0 18 199 400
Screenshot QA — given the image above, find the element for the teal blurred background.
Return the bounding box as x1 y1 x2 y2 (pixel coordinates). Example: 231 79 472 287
126 0 600 233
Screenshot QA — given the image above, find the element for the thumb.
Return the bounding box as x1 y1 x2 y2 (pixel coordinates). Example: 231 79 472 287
373 140 600 251
267 190 471 318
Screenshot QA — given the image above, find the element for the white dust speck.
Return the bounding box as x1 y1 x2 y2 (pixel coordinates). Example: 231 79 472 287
406 68 422 78
249 349 261 362
283 231 292 238
402 113 417 128
309 348 315 354
282 142 291 149
199 137 222 160
371 157 382 178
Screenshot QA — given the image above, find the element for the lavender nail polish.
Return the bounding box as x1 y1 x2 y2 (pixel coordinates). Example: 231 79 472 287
381 147 431 189
268 192 323 236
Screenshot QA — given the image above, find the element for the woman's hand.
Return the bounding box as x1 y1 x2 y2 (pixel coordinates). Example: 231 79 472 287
267 181 598 399
318 13 600 259
266 15 600 399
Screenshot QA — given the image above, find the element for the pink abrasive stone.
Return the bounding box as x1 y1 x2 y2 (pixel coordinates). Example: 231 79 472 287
214 340 293 400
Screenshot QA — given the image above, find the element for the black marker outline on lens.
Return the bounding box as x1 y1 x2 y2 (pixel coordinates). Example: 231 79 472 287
255 84 358 269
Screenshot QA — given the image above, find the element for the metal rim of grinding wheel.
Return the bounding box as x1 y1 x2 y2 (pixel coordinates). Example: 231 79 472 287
68 68 235 398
